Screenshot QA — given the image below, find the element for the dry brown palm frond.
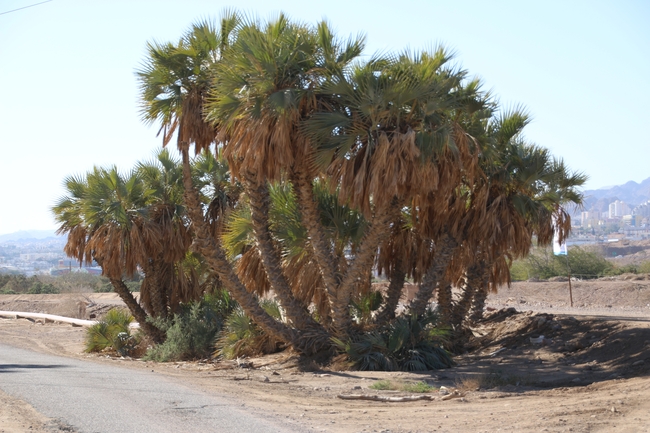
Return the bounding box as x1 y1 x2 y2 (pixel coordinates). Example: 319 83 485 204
177 88 217 153
490 254 512 290
219 114 299 185
366 131 421 210
168 260 202 310
161 118 179 148
63 225 89 266
284 251 330 321
537 206 570 246
235 247 271 297
148 203 193 264
334 143 371 214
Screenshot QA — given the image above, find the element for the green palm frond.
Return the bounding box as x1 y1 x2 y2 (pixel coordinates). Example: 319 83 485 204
222 205 254 259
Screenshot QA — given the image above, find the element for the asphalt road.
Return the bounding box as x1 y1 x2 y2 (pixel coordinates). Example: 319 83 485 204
0 344 300 433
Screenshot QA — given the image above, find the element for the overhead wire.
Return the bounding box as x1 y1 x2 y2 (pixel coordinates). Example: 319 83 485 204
0 0 53 16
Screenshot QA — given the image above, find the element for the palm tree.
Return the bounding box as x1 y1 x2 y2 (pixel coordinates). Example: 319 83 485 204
52 167 165 341
136 149 199 315
448 110 586 326
137 15 309 351
302 49 488 335
205 16 366 339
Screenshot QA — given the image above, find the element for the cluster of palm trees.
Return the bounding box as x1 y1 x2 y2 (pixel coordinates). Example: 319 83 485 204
54 11 585 357
52 150 227 341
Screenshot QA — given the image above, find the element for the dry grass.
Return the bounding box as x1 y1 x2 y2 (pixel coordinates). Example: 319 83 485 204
49 298 80 318
369 380 436 393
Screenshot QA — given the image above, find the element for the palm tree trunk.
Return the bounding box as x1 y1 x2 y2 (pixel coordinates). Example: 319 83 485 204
331 202 398 338
408 231 457 317
243 174 326 333
109 277 165 343
450 264 481 328
468 263 491 323
180 147 318 352
436 280 453 326
374 255 406 325
142 258 167 319
291 169 340 299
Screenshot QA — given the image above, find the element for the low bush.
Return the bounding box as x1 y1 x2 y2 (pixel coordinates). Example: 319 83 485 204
607 264 639 275
511 246 613 280
333 309 454 371
27 282 59 294
144 290 237 362
369 380 435 393
94 279 141 293
85 308 136 356
637 261 650 274
215 299 285 359
369 379 392 390
402 381 436 393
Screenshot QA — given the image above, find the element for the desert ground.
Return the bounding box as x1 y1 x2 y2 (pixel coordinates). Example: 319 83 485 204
1 277 650 433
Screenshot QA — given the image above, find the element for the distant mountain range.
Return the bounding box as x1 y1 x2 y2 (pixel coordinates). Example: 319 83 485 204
581 177 650 213
0 230 60 243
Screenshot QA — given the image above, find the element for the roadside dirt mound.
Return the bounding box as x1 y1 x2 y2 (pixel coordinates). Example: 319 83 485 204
461 308 650 387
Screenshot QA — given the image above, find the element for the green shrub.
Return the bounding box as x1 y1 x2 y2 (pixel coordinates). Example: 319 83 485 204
94 282 113 293
369 380 392 390
27 282 60 294
513 246 613 280
38 273 107 294
145 290 237 362
126 281 141 292
509 261 530 281
369 380 435 393
637 261 650 274
85 308 135 356
215 299 284 359
607 264 638 276
520 247 559 279
0 275 34 294
565 246 612 279
94 280 141 293
333 309 454 371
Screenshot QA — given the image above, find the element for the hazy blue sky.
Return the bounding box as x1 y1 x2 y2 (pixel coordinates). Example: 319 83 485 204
1 0 648 234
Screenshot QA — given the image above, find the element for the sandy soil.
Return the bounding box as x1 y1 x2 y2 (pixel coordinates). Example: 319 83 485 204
1 278 650 433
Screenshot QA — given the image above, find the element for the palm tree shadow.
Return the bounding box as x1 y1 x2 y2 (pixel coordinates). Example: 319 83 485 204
0 364 69 373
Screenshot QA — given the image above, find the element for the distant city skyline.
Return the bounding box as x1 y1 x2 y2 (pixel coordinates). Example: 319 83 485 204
1 0 649 234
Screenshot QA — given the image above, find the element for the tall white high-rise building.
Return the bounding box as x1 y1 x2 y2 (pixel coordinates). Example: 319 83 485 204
608 200 630 218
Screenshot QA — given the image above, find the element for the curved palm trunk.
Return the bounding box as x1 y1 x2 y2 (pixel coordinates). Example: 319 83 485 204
436 280 453 326
142 258 168 319
468 263 491 323
374 255 406 325
180 148 328 354
331 202 398 338
450 264 482 328
109 277 165 343
408 232 457 317
243 175 326 333
291 169 340 299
